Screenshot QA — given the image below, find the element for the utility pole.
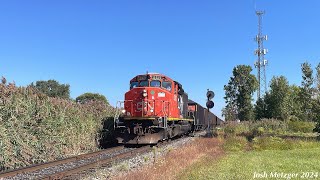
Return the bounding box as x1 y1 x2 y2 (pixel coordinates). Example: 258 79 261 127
254 10 268 99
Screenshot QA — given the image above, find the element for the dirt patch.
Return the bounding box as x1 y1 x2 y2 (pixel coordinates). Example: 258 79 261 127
113 138 224 180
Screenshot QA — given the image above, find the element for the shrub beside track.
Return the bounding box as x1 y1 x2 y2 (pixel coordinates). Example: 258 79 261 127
0 82 115 171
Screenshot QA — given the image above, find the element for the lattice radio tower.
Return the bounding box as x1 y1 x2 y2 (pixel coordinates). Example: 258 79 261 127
254 10 268 99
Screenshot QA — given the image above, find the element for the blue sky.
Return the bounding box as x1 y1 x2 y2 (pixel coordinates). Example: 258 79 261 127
0 0 319 118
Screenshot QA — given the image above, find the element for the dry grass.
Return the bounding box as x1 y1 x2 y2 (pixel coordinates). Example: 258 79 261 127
0 80 115 171
113 138 224 180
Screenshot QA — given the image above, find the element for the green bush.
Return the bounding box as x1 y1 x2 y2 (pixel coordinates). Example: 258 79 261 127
223 136 247 152
287 120 316 133
0 82 115 171
222 122 250 136
252 127 265 136
315 122 320 133
222 119 288 137
252 136 320 151
252 136 290 150
250 119 288 134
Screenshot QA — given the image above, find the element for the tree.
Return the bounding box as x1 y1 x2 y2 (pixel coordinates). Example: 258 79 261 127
300 62 314 121
223 79 238 120
254 97 268 120
76 93 109 105
267 76 290 120
222 106 237 121
31 80 70 99
287 85 303 120
315 63 320 96
313 63 320 130
224 65 257 121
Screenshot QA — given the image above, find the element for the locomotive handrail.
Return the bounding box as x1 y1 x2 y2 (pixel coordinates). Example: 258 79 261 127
114 101 123 129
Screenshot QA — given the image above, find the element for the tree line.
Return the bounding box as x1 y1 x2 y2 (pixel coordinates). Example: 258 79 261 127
222 62 320 124
29 79 109 105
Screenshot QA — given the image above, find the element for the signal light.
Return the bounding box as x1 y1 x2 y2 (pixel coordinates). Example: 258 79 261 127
206 90 215 109
206 90 215 100
206 100 214 109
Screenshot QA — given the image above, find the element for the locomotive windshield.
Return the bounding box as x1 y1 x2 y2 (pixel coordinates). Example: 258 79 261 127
139 80 149 87
150 80 161 87
130 82 138 89
130 79 171 90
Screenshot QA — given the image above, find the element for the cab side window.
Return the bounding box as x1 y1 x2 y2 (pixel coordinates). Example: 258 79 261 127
162 81 172 91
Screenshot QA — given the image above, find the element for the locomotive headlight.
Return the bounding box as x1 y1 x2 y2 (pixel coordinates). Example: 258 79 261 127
121 109 126 114
142 89 147 97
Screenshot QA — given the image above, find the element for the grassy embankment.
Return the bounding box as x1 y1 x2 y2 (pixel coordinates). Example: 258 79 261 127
0 81 115 171
180 120 320 180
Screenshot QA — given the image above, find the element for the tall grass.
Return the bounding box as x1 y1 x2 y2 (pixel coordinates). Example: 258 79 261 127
218 119 316 138
0 81 115 171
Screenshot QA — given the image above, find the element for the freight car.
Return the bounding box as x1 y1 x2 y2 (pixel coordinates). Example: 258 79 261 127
188 100 223 131
114 73 222 145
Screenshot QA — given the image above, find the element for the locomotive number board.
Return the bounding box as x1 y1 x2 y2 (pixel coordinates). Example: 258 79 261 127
152 75 162 80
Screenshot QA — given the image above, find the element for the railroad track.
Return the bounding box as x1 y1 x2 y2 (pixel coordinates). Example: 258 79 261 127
0 145 151 180
0 132 205 180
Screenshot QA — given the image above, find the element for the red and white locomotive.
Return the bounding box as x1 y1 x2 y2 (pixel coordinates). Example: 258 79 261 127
114 73 221 144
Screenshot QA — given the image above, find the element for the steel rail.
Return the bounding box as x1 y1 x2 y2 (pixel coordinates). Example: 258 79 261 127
42 146 151 180
0 146 124 179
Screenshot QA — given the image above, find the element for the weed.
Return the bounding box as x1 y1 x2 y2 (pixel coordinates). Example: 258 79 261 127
116 162 129 171
143 156 150 162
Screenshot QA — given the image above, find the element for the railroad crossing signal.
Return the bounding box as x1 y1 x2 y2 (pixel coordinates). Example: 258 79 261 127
206 90 215 109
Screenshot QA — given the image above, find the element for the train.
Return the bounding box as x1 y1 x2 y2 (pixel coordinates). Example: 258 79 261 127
114 73 223 144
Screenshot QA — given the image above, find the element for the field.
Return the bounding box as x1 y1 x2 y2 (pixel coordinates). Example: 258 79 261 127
180 144 320 180
178 122 320 180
